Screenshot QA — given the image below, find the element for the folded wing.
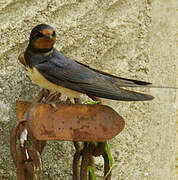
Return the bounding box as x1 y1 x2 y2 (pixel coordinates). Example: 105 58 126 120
35 51 154 101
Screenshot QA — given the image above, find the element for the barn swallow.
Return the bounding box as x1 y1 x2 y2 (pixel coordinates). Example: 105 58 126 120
20 24 154 101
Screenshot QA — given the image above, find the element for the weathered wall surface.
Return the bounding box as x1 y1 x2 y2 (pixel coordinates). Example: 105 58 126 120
0 0 176 179
176 1 178 178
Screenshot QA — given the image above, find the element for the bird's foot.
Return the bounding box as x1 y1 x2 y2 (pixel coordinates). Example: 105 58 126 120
50 103 58 112
74 98 82 104
44 91 61 103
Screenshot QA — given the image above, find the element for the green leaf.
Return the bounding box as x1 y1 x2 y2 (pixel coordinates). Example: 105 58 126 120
88 166 96 180
103 143 115 180
103 164 114 180
106 143 114 167
84 100 100 104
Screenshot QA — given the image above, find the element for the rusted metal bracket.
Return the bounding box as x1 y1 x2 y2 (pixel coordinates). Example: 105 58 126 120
10 90 125 179
72 141 112 180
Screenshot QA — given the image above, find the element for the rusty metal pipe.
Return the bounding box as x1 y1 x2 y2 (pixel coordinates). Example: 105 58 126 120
10 120 26 167
80 143 90 180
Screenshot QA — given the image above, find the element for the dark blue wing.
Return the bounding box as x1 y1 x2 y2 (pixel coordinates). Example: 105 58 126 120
35 49 154 101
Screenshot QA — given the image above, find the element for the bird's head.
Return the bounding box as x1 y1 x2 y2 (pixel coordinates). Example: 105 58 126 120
29 24 56 53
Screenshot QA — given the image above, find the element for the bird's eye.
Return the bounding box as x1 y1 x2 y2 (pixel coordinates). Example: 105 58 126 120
52 31 56 36
37 31 44 37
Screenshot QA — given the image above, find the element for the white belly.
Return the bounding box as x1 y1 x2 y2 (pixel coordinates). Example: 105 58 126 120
27 67 81 98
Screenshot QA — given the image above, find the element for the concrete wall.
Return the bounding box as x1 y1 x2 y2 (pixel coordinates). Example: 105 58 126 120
0 0 176 179
176 1 178 177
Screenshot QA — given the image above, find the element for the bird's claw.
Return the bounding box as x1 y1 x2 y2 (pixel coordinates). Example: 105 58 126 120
50 104 58 112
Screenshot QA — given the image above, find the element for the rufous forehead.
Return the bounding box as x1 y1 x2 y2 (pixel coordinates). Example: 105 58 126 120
41 29 54 35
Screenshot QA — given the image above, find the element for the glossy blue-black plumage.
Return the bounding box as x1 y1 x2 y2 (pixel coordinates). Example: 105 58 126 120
33 49 154 101
25 24 154 101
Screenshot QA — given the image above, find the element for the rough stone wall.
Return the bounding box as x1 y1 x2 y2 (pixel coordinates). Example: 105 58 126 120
176 1 178 178
0 0 176 179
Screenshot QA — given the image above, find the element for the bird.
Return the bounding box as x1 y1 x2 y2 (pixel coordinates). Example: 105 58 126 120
19 24 154 102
